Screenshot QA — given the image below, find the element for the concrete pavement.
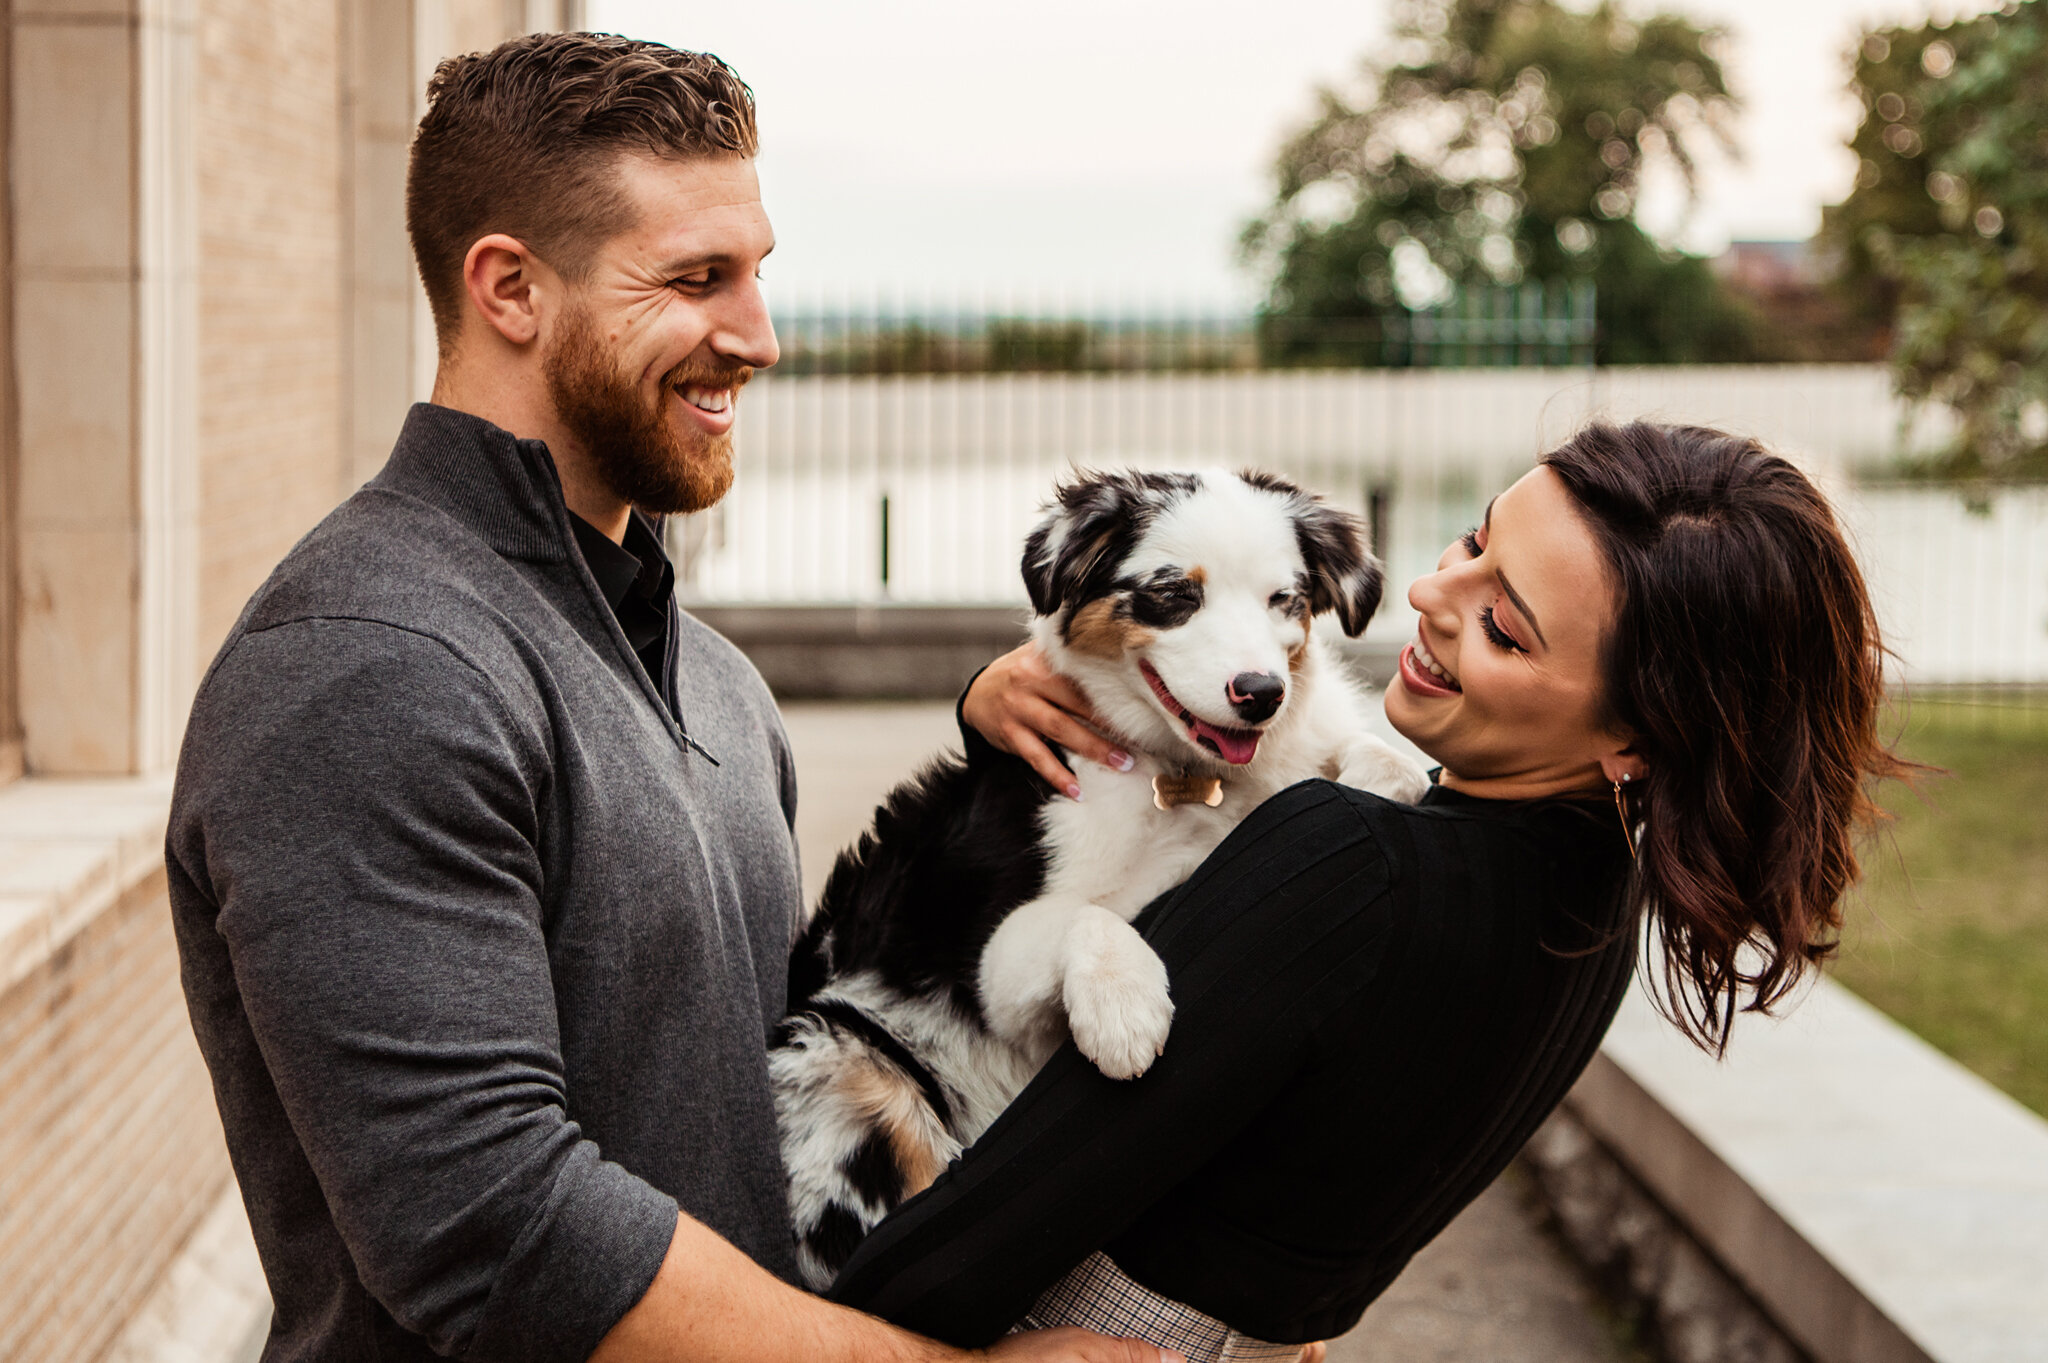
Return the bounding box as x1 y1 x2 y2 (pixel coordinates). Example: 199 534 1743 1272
779 701 1636 1363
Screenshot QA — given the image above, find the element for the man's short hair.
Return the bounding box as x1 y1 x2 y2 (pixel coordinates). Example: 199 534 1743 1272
407 32 758 353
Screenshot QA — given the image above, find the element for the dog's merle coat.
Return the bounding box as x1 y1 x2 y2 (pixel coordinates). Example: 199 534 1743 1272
771 469 1430 1289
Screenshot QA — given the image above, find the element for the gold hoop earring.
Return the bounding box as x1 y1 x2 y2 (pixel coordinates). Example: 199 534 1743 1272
1613 775 1639 863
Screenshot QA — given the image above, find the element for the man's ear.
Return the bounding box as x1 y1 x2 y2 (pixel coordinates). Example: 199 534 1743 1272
462 233 547 347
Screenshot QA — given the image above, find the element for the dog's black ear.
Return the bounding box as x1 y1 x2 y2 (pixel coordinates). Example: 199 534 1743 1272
1297 500 1383 636
1240 469 1383 637
1021 472 1146 617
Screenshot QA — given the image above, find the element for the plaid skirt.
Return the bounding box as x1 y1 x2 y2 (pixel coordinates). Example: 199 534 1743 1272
1013 1252 1305 1362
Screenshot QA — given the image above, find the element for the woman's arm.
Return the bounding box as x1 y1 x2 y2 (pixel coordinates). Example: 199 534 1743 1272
960 644 1134 795
828 782 1396 1345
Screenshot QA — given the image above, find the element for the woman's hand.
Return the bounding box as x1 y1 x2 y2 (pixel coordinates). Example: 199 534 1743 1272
963 643 1134 798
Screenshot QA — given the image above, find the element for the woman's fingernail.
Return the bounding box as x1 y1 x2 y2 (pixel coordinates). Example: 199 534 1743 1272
1110 750 1135 772
1066 784 1084 801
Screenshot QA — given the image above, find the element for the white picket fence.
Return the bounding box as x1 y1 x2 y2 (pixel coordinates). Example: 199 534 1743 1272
675 364 2048 686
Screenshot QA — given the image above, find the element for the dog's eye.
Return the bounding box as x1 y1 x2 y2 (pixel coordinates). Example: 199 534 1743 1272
1269 590 1307 617
1128 577 1204 627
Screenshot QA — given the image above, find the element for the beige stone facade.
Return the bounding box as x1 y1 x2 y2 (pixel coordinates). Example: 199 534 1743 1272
0 1 579 1356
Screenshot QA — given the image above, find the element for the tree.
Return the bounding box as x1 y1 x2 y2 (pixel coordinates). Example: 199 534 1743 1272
1823 1 2048 479
1243 0 1756 365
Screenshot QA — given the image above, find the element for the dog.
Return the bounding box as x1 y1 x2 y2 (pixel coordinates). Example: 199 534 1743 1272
771 468 1431 1289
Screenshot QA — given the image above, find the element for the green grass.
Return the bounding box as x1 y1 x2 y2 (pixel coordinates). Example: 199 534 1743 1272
1831 697 2048 1118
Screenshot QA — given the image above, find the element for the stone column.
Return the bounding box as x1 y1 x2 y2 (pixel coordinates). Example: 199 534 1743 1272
12 0 200 775
0 3 19 783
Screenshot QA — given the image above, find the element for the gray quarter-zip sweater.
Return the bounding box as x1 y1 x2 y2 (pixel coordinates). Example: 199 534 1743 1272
168 404 803 1363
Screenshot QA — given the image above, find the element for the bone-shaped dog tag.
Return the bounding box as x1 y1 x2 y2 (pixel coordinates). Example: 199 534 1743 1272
1153 774 1225 810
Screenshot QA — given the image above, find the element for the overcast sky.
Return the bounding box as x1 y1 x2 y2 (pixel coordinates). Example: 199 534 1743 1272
590 0 2004 307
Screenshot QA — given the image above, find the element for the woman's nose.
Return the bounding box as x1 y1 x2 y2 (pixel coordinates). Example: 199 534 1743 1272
1408 570 1457 632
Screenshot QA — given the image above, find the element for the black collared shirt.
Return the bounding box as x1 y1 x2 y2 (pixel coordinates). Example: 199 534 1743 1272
568 509 682 723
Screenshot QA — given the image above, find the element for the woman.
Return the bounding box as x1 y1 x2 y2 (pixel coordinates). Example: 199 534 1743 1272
826 422 1907 1359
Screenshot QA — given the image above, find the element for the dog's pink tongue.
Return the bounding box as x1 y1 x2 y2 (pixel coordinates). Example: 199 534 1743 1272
1192 719 1261 765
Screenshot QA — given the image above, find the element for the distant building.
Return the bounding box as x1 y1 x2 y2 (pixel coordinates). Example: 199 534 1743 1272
1710 238 1885 363
1714 239 1824 293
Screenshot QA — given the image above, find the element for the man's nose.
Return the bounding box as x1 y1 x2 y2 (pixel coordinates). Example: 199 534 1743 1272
1227 671 1286 723
711 280 781 370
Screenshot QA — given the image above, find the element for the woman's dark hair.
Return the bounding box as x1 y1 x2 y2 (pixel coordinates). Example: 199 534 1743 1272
1543 421 1909 1054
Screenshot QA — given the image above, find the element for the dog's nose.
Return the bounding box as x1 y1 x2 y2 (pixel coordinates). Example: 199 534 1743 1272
1226 671 1285 723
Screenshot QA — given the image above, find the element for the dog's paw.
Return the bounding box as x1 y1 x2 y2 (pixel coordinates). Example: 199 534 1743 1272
1061 907 1174 1080
1337 737 1432 804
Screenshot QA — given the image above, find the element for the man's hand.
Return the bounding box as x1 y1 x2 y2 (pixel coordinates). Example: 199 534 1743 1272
986 1327 1185 1362
963 644 1133 797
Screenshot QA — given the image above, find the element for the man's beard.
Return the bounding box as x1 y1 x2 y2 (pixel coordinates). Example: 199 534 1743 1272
542 305 748 516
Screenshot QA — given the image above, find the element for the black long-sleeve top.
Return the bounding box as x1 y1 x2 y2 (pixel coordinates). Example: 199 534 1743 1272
829 776 1637 1346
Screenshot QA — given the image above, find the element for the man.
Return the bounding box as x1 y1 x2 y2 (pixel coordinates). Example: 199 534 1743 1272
167 32 1171 1363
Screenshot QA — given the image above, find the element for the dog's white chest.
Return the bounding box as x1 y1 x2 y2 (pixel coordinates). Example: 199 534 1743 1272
1040 766 1255 918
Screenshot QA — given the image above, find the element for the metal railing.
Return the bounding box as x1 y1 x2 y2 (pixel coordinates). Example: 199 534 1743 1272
767 283 1597 376
674 361 2045 690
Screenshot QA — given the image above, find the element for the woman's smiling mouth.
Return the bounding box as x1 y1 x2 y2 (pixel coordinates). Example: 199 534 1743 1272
1398 635 1463 697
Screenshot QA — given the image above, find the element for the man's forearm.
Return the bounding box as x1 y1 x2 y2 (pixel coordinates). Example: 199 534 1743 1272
589 1211 955 1363
589 1212 1179 1363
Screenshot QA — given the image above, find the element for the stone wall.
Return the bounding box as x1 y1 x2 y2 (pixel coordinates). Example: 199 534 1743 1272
0 859 230 1362
1522 1109 1807 1363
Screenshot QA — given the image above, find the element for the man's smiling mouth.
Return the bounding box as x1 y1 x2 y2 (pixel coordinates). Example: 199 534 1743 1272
680 384 733 413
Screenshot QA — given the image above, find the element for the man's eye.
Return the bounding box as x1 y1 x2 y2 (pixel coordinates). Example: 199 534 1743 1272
672 273 713 290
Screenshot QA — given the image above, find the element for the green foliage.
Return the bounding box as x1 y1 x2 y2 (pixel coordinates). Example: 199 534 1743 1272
771 315 1257 375
1833 698 2048 1117
1244 0 1757 365
1823 1 2048 479
983 320 1092 372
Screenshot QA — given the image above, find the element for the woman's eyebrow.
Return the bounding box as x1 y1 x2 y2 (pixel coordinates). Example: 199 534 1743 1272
1482 496 1548 647
1496 571 1549 649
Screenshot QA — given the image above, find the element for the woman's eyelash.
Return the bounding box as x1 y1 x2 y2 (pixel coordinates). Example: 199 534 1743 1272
1478 604 1525 652
1459 527 1482 555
